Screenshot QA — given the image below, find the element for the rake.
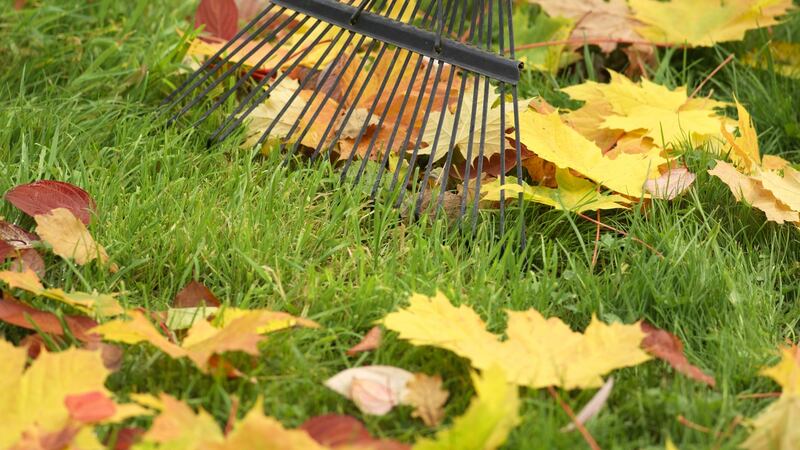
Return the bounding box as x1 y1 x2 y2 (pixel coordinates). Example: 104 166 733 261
163 0 526 237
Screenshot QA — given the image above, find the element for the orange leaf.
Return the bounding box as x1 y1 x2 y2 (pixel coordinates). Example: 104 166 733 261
641 322 716 387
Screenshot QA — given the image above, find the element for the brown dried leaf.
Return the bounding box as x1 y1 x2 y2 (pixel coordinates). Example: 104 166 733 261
406 373 449 427
0 293 99 342
299 414 411 450
641 322 716 387
174 280 221 308
347 326 382 356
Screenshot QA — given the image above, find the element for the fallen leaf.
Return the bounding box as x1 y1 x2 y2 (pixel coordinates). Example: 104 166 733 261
347 326 382 356
0 268 124 317
643 167 696 200
630 0 794 47
0 293 99 342
641 323 716 387
513 5 578 73
165 306 219 331
65 391 117 423
300 414 410 449
412 366 519 450
0 220 38 248
5 180 95 225
139 394 224 447
760 346 800 395
708 160 799 224
195 0 239 40
34 208 109 265
532 0 646 53
91 308 315 373
561 377 614 432
406 373 449 427
174 280 221 308
383 291 651 389
744 41 800 79
325 365 414 416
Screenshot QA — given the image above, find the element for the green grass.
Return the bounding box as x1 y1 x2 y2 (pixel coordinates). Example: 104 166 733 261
1 1 799 448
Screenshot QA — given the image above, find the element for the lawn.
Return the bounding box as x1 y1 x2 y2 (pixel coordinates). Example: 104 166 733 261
1 0 799 448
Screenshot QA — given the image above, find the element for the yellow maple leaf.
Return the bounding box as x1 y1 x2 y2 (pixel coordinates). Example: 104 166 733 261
91 308 316 372
383 291 651 389
34 207 110 266
744 41 800 79
481 171 631 213
742 347 800 449
708 160 799 224
413 366 520 450
0 338 146 449
721 100 761 173
629 0 794 47
407 373 449 427
0 268 124 317
515 109 664 197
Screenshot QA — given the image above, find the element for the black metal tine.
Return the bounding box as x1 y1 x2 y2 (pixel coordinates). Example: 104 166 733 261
207 17 336 143
341 0 435 184
459 0 486 224
167 10 301 125
161 3 278 108
416 0 476 219
200 15 326 136
497 0 507 236
470 0 494 233
232 26 350 147
393 0 459 208
309 0 410 161
276 32 370 162
350 0 374 23
506 0 526 248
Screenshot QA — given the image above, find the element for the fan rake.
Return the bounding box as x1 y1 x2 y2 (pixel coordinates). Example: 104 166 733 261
163 0 526 237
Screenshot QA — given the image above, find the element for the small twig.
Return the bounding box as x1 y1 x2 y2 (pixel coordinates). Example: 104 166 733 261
736 392 782 400
577 213 665 259
689 54 735 99
677 415 713 434
712 416 743 450
224 396 240 436
548 386 602 450
591 209 601 269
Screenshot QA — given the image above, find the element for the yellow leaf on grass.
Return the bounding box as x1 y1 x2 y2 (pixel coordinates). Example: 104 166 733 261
708 160 799 224
0 339 143 449
761 346 800 396
481 172 631 213
413 366 519 450
744 41 800 79
34 207 109 265
186 37 289 70
91 309 316 373
721 100 761 173
629 0 794 47
516 109 663 197
0 268 124 317
383 292 651 389
758 167 800 212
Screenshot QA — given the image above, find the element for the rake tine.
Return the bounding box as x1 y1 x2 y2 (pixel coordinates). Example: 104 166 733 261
167 11 301 125
161 3 278 107
206 18 337 143
164 6 288 121
432 71 470 218
506 0 526 249
470 0 495 234
199 15 325 135
277 32 370 163
497 0 507 237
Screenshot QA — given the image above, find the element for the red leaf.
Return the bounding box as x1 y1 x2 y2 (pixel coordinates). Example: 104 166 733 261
5 180 95 225
112 427 145 450
65 391 116 423
195 0 239 41
641 322 716 387
0 294 99 342
174 280 221 308
347 326 382 356
300 414 410 450
0 240 13 261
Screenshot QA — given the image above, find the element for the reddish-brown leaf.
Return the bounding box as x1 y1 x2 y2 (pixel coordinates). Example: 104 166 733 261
347 326 382 356
5 180 95 225
0 240 13 261
300 414 410 450
84 339 125 371
0 220 37 248
111 427 145 450
641 322 716 387
13 0 26 10
12 249 46 278
0 294 99 342
65 391 117 423
174 280 221 308
20 333 46 359
195 0 239 40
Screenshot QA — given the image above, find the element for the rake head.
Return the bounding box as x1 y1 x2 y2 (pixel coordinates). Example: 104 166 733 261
164 0 526 235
